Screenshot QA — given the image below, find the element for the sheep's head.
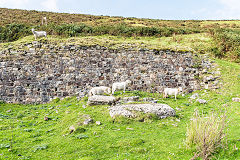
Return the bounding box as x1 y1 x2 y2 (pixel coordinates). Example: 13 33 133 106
126 80 131 85
31 28 35 32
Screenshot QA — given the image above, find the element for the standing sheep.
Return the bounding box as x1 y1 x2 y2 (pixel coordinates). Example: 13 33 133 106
89 86 111 96
42 17 47 25
31 28 47 40
112 80 131 94
163 87 183 100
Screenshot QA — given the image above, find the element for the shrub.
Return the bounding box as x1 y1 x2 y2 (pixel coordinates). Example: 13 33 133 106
209 28 240 62
186 109 227 160
0 23 31 42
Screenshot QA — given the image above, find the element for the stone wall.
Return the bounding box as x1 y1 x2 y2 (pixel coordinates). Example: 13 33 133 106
0 41 206 104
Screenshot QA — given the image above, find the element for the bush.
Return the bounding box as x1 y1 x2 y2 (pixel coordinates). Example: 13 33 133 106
0 23 31 42
209 28 240 62
0 22 201 42
186 109 227 160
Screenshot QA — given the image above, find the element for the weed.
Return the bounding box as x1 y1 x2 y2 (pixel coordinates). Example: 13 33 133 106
186 109 227 160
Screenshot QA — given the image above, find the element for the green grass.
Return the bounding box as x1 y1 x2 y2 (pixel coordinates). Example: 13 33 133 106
0 33 215 53
0 59 239 159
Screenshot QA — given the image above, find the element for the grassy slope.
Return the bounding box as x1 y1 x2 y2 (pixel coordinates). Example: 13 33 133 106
0 33 214 54
0 59 239 160
1 8 240 29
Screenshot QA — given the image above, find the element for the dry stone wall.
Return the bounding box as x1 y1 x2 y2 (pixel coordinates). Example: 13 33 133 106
0 41 205 104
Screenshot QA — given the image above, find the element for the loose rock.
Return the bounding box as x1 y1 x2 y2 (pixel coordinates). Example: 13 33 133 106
109 103 176 119
197 99 207 104
232 97 240 102
189 93 199 100
83 118 93 125
96 121 101 125
87 95 119 106
122 96 139 103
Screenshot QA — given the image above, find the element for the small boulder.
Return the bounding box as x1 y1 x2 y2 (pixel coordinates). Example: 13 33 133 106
197 99 207 104
83 118 93 125
189 93 199 100
232 97 240 102
87 95 119 106
109 103 176 119
96 121 101 125
122 96 139 103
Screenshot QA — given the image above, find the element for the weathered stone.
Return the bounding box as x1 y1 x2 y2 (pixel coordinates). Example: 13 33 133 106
197 99 207 104
109 103 176 119
96 121 101 125
189 93 199 100
87 95 118 106
122 96 139 103
83 118 93 125
0 43 215 104
232 97 240 102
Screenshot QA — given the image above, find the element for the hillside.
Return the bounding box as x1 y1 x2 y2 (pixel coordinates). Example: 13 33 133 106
0 8 240 160
0 8 240 62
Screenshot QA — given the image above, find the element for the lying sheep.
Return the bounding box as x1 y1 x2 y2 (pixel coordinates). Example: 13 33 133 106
89 86 111 96
31 28 47 40
163 87 183 100
112 80 131 94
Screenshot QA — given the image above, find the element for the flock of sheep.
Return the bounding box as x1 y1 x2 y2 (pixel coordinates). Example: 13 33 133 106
89 80 183 100
32 17 183 100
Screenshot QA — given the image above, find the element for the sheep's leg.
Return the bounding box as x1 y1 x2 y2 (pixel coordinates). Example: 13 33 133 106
163 92 166 98
112 88 115 95
175 93 177 100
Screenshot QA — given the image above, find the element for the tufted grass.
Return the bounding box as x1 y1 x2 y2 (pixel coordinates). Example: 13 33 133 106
0 59 239 159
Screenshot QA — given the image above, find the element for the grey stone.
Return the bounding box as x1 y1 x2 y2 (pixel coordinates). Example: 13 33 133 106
232 97 240 102
189 93 199 100
0 43 213 104
109 103 176 119
142 97 154 102
83 118 93 125
122 96 139 103
87 95 118 106
29 48 35 53
197 99 207 104
96 121 101 125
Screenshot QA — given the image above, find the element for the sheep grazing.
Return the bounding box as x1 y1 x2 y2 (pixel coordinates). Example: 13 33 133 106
89 86 111 96
31 28 47 40
163 87 183 100
112 80 131 94
41 17 47 25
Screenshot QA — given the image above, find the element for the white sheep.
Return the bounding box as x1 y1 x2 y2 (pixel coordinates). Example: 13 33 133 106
31 28 47 40
163 87 183 100
42 17 47 25
89 86 111 96
112 80 131 94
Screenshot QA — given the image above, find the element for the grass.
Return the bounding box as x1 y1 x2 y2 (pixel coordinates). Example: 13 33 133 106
0 59 240 159
0 33 215 53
